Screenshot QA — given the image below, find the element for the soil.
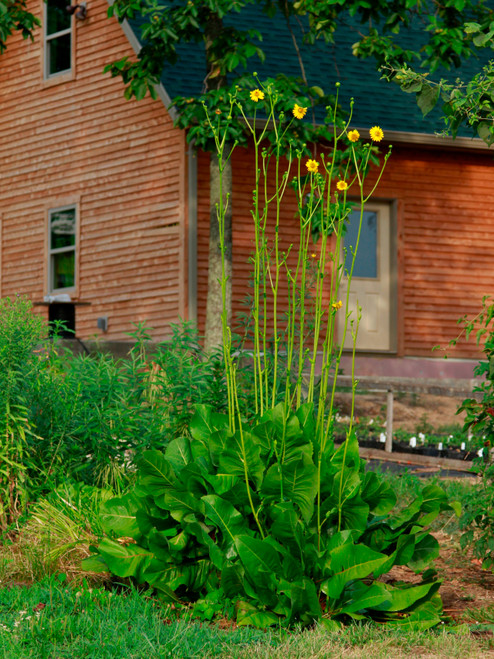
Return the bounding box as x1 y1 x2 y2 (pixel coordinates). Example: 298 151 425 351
382 532 494 622
334 392 466 433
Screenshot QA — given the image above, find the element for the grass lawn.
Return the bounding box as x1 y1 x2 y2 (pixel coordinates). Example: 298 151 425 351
1 577 494 659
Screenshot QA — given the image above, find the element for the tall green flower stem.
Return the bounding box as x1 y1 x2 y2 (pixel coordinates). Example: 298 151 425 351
206 85 390 545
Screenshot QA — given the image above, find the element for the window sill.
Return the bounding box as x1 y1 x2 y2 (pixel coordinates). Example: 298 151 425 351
41 71 75 89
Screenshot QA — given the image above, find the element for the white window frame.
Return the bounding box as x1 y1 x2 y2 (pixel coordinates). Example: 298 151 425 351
48 205 77 294
43 0 73 79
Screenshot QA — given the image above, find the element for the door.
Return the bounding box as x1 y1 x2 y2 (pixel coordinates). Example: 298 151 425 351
338 202 392 351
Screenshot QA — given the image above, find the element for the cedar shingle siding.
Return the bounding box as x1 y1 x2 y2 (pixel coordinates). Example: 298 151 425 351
0 0 187 340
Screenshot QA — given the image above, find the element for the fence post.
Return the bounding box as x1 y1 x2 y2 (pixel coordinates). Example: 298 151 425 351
385 389 394 453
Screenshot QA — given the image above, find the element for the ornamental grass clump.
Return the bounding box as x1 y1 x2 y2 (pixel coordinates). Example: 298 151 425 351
85 82 458 629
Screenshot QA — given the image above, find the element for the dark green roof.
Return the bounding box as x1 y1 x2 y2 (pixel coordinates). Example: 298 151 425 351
129 5 492 138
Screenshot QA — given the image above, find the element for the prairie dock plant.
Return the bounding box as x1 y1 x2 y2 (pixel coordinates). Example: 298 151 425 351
86 83 459 630
212 83 392 543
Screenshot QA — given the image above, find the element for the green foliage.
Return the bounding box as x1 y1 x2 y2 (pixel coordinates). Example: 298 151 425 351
0 297 48 531
450 296 494 568
171 73 337 152
0 0 40 53
0 302 232 522
299 0 494 71
383 62 494 146
28 320 229 491
456 296 494 444
85 403 458 629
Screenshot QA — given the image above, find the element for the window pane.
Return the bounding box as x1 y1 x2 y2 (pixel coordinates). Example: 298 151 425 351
51 208 75 249
52 252 75 289
344 210 378 278
48 34 71 76
47 0 71 34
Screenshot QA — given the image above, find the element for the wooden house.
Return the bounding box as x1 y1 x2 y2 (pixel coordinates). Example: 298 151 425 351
0 0 492 378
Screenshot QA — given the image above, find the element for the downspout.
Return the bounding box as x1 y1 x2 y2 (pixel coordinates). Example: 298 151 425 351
187 141 198 323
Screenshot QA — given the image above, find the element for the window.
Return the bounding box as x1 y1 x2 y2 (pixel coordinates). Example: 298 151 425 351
48 206 76 292
344 210 378 279
44 0 72 78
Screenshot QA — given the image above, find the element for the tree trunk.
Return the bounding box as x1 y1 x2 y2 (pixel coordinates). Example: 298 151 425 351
204 151 232 351
203 11 233 351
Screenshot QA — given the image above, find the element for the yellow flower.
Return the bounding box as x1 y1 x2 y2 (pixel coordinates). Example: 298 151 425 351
306 159 319 173
250 89 265 102
311 253 317 258
348 129 360 142
336 180 348 191
370 126 384 142
332 300 343 310
293 104 307 119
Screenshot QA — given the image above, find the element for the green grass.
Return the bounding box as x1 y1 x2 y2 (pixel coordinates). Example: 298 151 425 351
0 577 276 659
1 577 493 659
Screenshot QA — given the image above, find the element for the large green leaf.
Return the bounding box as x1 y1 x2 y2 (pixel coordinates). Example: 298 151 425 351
176 463 207 497
324 543 388 599
269 502 305 554
186 520 224 570
373 533 417 577
338 581 391 615
374 581 441 613
221 562 246 598
204 472 239 495
96 538 153 579
208 428 234 465
235 534 283 581
189 404 229 443
158 489 203 522
407 533 440 572
282 577 321 625
100 491 142 539
137 450 176 498
236 601 280 628
146 527 181 560
81 554 110 573
261 457 317 522
295 403 315 442
201 494 248 545
253 404 304 458
144 558 213 592
361 471 397 515
331 430 360 471
339 495 370 532
165 436 192 473
420 484 460 519
217 428 265 489
378 600 442 631
270 403 303 444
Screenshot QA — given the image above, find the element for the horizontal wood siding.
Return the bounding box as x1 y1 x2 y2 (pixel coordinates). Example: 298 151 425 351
369 145 494 359
197 143 494 359
0 0 186 340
